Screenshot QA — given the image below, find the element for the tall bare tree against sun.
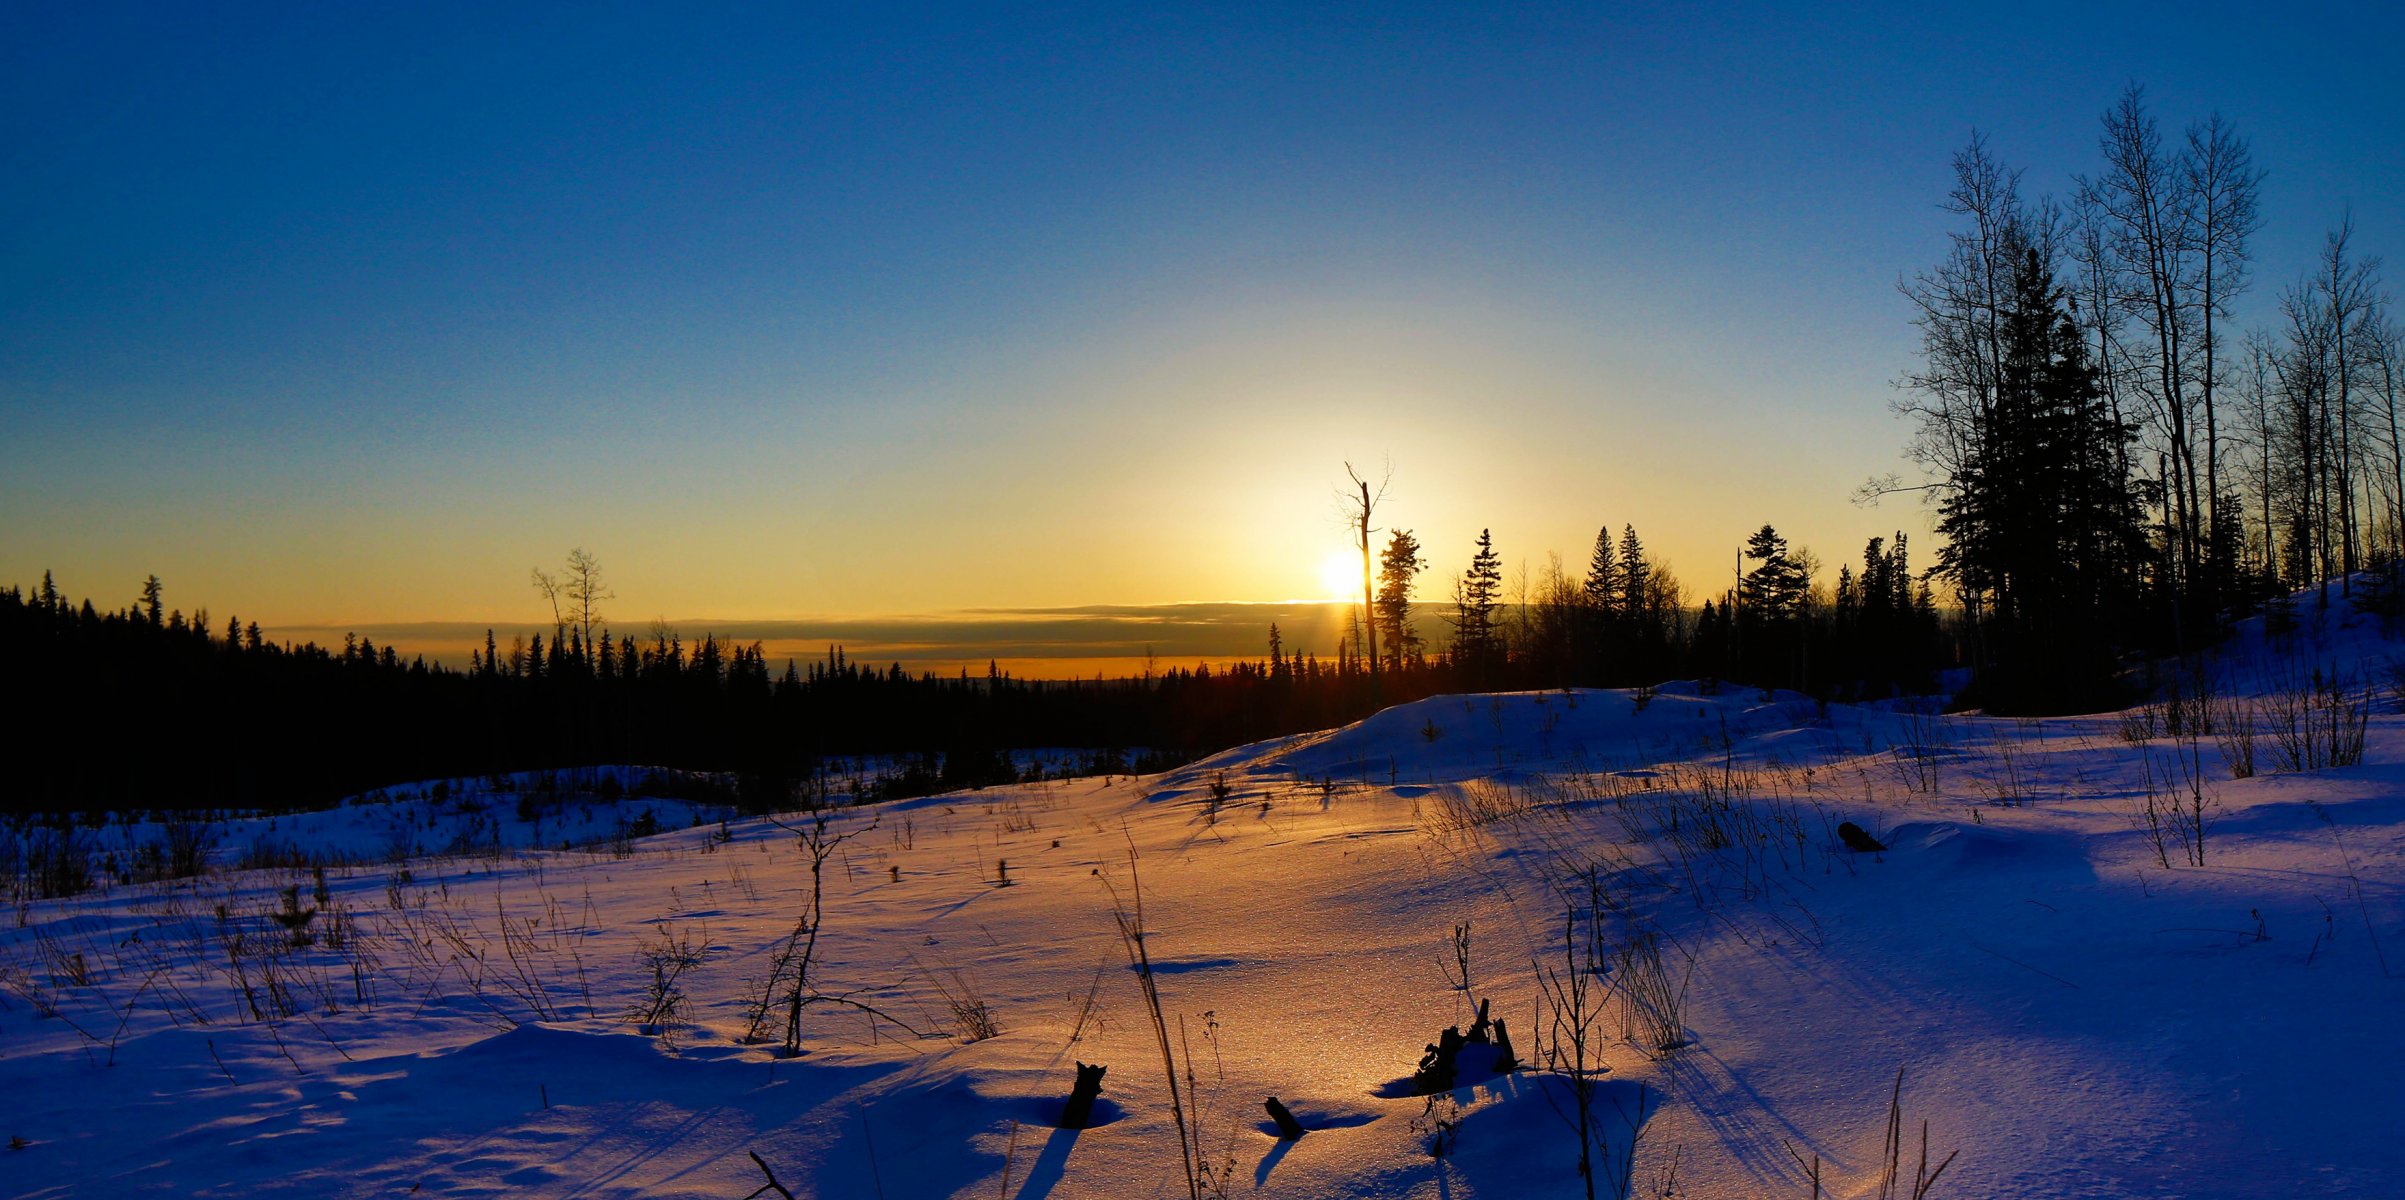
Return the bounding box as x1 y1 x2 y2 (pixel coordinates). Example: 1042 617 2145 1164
1339 461 1391 699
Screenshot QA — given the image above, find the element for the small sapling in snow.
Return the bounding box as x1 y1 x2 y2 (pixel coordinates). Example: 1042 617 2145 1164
1447 920 1473 992
271 886 319 948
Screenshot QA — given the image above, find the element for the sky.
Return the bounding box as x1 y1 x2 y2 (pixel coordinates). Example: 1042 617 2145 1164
5 3 2403 672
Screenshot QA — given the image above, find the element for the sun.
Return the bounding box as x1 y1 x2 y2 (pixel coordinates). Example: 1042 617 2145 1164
1317 551 1362 602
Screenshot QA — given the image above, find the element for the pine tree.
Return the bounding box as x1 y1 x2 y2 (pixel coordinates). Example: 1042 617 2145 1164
1736 524 1809 688
1451 529 1505 685
1617 526 1650 618
1738 525 1806 621
1582 526 1620 619
1375 529 1426 673
1933 246 2147 709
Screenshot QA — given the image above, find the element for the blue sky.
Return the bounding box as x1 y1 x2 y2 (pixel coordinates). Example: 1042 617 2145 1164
5 3 2400 655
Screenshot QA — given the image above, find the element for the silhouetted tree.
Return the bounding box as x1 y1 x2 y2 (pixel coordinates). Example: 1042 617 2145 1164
1451 530 1505 686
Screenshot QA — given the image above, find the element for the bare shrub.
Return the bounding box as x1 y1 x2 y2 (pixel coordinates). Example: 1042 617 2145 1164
2115 704 2160 744
751 812 916 1056
2259 663 2371 774
2211 697 2258 779
21 826 93 899
628 923 707 1037
1615 930 1693 1057
1421 780 1534 836
2138 745 2215 868
920 964 1000 1042
163 820 215 879
1537 905 1611 1199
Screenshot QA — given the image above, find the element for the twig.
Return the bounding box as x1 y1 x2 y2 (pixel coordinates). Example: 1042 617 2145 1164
206 1036 237 1083
743 1150 796 1200
860 1103 888 1200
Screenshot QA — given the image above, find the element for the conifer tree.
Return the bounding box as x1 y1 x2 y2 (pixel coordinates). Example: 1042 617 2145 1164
1934 246 2147 708
1375 529 1426 673
1582 526 1620 618
1451 529 1505 685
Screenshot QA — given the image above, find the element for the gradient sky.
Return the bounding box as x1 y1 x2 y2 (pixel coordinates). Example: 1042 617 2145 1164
6 3 2402 663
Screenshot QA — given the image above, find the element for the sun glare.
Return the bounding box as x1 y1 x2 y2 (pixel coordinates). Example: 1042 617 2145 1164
1317 551 1362 602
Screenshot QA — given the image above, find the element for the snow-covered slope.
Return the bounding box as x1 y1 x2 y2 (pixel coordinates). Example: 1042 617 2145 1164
6 602 2404 1197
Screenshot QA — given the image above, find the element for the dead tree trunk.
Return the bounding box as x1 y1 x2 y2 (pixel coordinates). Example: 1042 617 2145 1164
1264 1096 1306 1140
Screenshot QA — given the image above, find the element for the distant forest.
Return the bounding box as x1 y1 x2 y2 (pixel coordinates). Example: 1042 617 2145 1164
2 533 1947 815
12 87 2405 815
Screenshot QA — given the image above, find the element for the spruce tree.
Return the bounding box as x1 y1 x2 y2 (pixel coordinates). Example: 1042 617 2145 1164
1452 529 1504 685
1375 529 1427 674
1933 247 2146 709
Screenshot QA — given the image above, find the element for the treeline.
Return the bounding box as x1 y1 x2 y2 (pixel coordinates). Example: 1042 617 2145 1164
4 542 1955 815
1340 518 1952 705
0 574 1314 814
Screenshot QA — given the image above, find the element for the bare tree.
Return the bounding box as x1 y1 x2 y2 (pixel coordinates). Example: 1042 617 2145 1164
745 811 918 1057
2318 216 2384 585
1338 462 1391 697
565 548 612 652
2185 112 2264 576
1893 133 2045 500
1886 133 2052 671
2081 85 2202 607
531 548 615 668
2373 318 2405 549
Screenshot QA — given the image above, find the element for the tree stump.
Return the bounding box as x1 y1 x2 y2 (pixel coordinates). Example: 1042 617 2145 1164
1412 1026 1466 1094
1263 1095 1305 1140
1490 1017 1519 1073
1061 1062 1106 1129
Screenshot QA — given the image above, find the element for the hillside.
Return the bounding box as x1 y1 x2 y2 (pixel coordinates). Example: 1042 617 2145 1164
5 601 2403 1198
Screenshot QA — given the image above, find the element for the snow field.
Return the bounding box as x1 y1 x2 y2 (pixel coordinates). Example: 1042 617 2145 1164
4 603 2404 1197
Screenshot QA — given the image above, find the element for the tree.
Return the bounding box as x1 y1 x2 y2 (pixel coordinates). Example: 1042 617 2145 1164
1737 525 1809 688
1338 464 1391 697
1575 526 1622 682
1581 526 1620 618
1451 529 1504 685
2080 86 2201 605
533 548 614 664
1375 529 1426 674
1737 525 1806 621
1932 245 2147 709
140 574 164 627
1891 133 2050 524
2186 111 2265 605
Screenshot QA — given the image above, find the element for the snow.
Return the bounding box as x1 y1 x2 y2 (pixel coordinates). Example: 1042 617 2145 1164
6 600 2404 1197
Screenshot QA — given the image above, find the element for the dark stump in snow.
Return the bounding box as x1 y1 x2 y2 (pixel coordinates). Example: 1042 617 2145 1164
1839 821 1887 853
1061 1061 1106 1129
1264 1095 1306 1140
1413 1027 1465 1094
